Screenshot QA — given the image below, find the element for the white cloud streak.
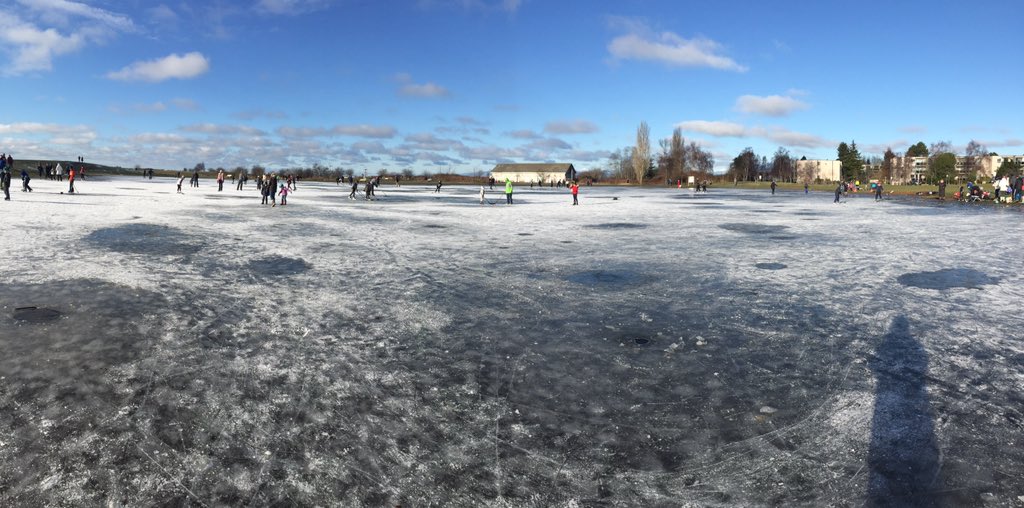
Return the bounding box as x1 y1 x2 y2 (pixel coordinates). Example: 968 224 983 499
544 120 599 135
106 52 210 82
607 18 746 72
734 94 809 117
677 120 833 149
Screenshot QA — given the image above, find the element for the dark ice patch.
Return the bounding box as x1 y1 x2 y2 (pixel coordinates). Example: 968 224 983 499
897 268 996 290
719 223 787 235
13 306 62 323
566 269 645 288
768 235 799 241
755 263 787 270
84 223 202 256
632 337 651 346
584 223 647 230
250 256 311 276
517 233 533 236
422 224 447 229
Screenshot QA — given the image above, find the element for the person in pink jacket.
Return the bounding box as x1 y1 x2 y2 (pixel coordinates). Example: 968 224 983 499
278 184 290 206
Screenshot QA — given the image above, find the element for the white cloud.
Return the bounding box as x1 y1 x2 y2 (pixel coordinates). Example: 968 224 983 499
277 124 397 139
676 120 747 137
149 4 177 23
417 0 522 13
0 2 134 75
333 125 397 138
106 52 210 82
16 0 135 32
544 120 599 135
526 137 572 151
0 13 85 74
506 129 541 139
255 0 333 15
399 82 450 98
734 94 809 117
180 124 267 136
607 19 746 72
0 122 96 152
403 132 464 151
395 73 450 98
676 120 832 149
232 109 287 120
976 138 1024 148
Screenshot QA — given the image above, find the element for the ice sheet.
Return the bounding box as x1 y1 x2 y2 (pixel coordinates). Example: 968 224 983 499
1 176 1023 505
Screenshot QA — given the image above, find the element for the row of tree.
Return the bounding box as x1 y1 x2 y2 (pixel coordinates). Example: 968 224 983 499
724 138 1021 185
605 123 715 183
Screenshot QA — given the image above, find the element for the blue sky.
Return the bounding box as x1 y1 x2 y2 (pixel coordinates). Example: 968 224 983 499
1 0 1022 173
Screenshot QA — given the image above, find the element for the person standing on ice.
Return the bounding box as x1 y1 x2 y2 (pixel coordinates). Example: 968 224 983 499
67 166 76 193
21 168 32 192
875 182 883 201
770 180 777 195
834 182 843 203
570 181 579 205
0 167 10 201
504 178 513 205
217 170 225 192
804 183 809 194
349 180 358 200
479 185 486 205
277 184 289 206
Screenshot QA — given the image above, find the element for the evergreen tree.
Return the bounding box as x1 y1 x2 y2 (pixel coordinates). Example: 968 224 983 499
906 142 929 158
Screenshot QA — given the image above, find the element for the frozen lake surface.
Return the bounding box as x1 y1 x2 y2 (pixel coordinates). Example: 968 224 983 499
2 176 1024 506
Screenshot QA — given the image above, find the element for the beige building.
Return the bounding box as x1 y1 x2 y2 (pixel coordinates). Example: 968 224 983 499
491 163 576 184
896 154 1022 184
795 159 842 182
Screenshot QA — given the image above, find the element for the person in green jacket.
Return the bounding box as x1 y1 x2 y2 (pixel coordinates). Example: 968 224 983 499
505 178 513 204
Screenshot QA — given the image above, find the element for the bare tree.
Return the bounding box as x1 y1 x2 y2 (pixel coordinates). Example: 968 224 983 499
631 121 650 184
881 148 896 183
796 159 817 183
771 147 792 181
963 140 988 180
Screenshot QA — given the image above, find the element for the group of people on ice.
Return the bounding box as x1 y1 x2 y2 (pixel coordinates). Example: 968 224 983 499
1 154 82 200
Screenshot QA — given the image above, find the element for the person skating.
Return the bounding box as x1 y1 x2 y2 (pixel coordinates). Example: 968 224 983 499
236 172 244 191
66 167 76 193
804 183 809 194
21 168 32 192
875 182 884 201
834 182 843 203
177 173 185 193
938 179 946 200
349 180 358 199
278 184 289 206
364 179 373 200
435 180 442 193
261 177 271 205
0 168 10 201
770 180 777 195
505 178 513 205
217 170 225 192
479 185 486 205
269 174 278 205
570 181 579 205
